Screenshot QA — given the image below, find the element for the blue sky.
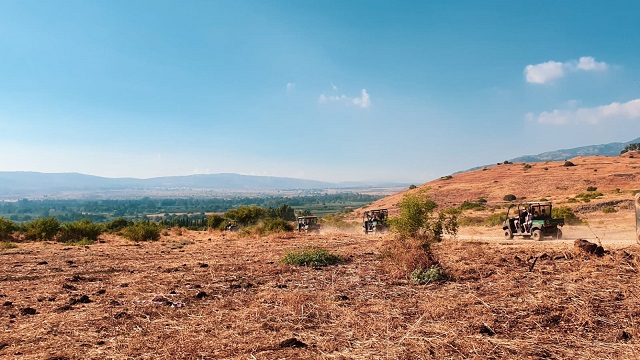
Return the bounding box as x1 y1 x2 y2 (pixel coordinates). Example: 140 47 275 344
1 1 639 183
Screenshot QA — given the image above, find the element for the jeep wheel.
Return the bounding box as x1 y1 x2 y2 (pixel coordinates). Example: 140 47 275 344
532 229 542 241
504 228 514 239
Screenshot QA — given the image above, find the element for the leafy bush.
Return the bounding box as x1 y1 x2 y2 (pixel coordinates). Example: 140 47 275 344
122 221 161 242
409 184 417 189
105 218 131 233
59 219 104 242
207 214 226 230
0 217 17 240
564 161 576 167
602 207 617 214
391 194 457 242
552 206 582 225
483 212 507 227
22 217 61 241
459 201 484 211
225 205 267 226
575 192 603 202
586 186 598 192
259 218 294 234
266 204 296 221
523 164 532 169
440 175 453 180
281 247 341 267
410 266 450 284
503 194 516 201
620 142 639 154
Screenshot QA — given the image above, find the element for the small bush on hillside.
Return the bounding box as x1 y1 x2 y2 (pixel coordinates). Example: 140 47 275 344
207 214 226 230
586 186 598 192
483 212 507 227
225 205 266 226
410 266 450 284
575 192 603 202
552 206 582 225
22 217 61 241
523 164 532 169
440 175 453 180
477 198 487 203
266 204 296 221
105 218 131 233
391 194 457 242
281 247 341 267
260 218 294 234
409 184 417 189
0 217 17 240
602 207 617 214
503 194 516 201
564 161 576 167
459 201 484 211
59 219 104 242
122 221 161 242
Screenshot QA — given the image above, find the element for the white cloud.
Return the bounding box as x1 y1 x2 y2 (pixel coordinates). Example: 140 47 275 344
524 56 609 84
526 98 640 125
352 89 371 108
525 61 565 84
286 82 295 91
318 88 371 108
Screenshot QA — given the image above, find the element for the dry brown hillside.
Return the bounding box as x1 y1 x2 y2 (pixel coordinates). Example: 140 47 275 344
358 154 640 218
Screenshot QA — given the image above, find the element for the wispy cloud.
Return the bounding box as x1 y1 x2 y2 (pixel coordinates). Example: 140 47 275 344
318 88 371 108
524 56 608 84
526 98 640 125
286 82 295 91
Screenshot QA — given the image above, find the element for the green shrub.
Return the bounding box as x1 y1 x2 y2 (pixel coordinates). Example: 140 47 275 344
259 218 294 234
586 186 598 192
0 217 17 240
523 164 532 169
207 214 226 230
602 207 617 214
564 161 576 167
552 206 582 225
410 266 450 284
459 201 484 211
59 219 104 242
122 221 161 242
483 212 507 227
65 238 95 246
22 217 61 241
281 247 341 267
105 218 131 233
390 194 457 242
477 198 487 203
440 175 453 180
503 194 516 201
575 192 603 202
225 205 267 226
409 184 417 189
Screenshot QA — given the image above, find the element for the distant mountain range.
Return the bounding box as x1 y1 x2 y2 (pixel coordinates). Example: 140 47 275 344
0 172 407 199
508 136 640 163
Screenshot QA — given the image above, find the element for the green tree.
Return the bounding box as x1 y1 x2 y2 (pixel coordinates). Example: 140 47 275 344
391 194 457 242
122 221 161 242
207 214 226 230
22 217 61 241
0 217 17 240
59 219 104 242
267 204 296 221
225 205 266 226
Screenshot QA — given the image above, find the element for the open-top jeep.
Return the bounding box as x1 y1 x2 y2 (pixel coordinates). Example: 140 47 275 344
297 216 320 233
503 202 564 240
363 209 389 234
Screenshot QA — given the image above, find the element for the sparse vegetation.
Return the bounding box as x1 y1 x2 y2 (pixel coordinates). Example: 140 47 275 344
586 186 598 192
523 163 532 169
503 194 516 201
22 217 61 241
602 207 617 214
281 247 341 267
410 266 450 284
408 184 417 189
121 221 162 242
620 142 639 154
552 206 582 225
0 217 17 240
575 191 604 202
564 161 576 167
1 241 17 249
58 219 104 242
440 175 453 180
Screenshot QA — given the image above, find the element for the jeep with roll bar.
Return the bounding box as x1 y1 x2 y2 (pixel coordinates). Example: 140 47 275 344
297 216 320 233
363 208 389 234
503 202 564 240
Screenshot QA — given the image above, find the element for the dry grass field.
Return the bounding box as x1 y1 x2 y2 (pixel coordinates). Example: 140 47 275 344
2 154 640 359
1 223 638 359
